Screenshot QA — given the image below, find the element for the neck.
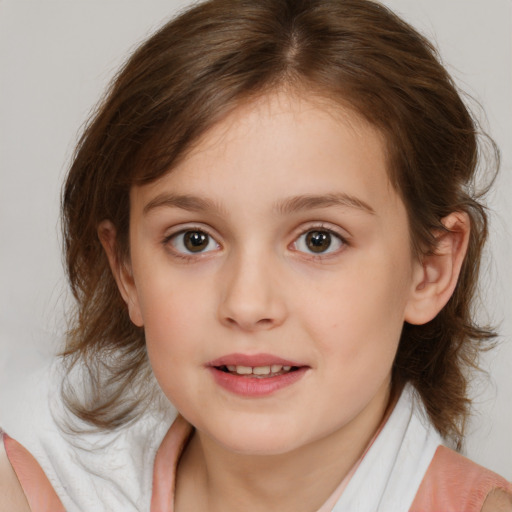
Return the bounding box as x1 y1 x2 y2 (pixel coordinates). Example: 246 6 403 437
175 386 395 512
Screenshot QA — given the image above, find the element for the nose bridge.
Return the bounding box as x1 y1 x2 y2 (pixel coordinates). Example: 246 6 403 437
218 242 286 330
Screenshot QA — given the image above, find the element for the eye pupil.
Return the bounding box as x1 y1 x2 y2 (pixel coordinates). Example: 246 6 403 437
306 231 331 253
184 231 208 252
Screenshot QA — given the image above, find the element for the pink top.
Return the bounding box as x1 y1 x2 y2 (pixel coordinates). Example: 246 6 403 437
3 421 512 512
410 445 512 512
2 432 65 512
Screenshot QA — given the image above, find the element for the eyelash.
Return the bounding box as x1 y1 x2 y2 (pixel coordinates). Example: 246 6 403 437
291 224 348 258
162 224 349 261
162 226 219 261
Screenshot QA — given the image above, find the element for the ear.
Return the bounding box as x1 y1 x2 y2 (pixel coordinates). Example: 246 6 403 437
97 220 144 327
404 212 470 325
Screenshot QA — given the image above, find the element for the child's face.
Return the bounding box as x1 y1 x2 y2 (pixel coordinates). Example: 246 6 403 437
124 92 423 455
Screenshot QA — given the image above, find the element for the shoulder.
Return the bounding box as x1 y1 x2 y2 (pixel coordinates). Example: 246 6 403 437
481 489 512 512
1 431 65 512
0 434 31 512
411 446 512 512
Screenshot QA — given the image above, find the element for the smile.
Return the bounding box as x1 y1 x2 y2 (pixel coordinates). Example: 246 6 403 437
207 354 309 397
218 364 295 377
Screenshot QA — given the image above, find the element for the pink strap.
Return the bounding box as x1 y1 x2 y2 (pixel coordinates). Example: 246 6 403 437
410 445 512 512
151 415 194 512
2 433 65 512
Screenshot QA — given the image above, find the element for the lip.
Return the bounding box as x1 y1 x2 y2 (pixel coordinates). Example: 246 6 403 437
206 353 309 397
206 353 303 368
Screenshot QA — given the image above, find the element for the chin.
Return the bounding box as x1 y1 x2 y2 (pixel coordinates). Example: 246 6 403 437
205 415 309 456
220 434 300 456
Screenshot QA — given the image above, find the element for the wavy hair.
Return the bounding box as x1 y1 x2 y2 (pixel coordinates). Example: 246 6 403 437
61 0 496 446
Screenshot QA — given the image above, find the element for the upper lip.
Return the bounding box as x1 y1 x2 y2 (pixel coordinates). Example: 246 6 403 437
206 353 305 368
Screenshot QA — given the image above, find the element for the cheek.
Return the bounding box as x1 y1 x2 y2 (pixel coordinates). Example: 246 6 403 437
304 252 411 381
134 272 198 368
135 254 209 331
313 261 409 335
142 288 204 358
143 307 202 412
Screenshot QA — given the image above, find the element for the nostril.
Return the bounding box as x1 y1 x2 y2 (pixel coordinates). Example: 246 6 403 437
256 318 273 325
224 317 273 328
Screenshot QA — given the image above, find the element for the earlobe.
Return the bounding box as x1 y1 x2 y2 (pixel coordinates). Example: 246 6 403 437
97 220 144 327
404 212 470 325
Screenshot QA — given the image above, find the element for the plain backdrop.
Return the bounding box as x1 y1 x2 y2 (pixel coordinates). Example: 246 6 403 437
1 0 511 479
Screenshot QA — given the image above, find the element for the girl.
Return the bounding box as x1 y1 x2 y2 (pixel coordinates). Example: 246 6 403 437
1 0 511 510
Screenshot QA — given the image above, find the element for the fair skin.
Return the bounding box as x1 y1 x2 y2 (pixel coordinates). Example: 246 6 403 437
99 92 470 511
1 91 508 511
0 441 31 512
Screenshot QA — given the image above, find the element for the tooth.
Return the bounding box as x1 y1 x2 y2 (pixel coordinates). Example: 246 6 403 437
227 365 236 372
271 364 283 373
253 366 271 375
282 366 291 372
235 365 253 375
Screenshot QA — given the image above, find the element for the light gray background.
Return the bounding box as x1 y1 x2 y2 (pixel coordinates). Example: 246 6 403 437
1 0 511 479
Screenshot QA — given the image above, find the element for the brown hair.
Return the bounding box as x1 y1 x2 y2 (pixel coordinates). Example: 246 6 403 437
61 0 496 445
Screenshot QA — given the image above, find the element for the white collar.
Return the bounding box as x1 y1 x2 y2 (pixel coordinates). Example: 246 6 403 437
332 384 442 511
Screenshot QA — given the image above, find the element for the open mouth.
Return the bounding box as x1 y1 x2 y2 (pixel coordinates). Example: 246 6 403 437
207 354 308 396
215 364 300 378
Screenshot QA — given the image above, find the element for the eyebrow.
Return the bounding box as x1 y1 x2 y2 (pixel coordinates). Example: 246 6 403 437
143 192 376 216
274 193 376 216
143 194 226 216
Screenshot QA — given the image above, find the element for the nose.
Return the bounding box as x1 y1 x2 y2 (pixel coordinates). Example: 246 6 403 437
217 249 287 332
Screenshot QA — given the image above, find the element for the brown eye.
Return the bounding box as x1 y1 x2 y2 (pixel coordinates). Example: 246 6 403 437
294 229 344 255
170 230 219 254
306 231 331 252
184 231 208 252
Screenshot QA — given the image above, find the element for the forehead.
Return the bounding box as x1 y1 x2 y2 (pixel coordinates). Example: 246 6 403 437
131 91 404 219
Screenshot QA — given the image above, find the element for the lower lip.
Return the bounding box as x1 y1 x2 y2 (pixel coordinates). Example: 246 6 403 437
208 367 308 397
